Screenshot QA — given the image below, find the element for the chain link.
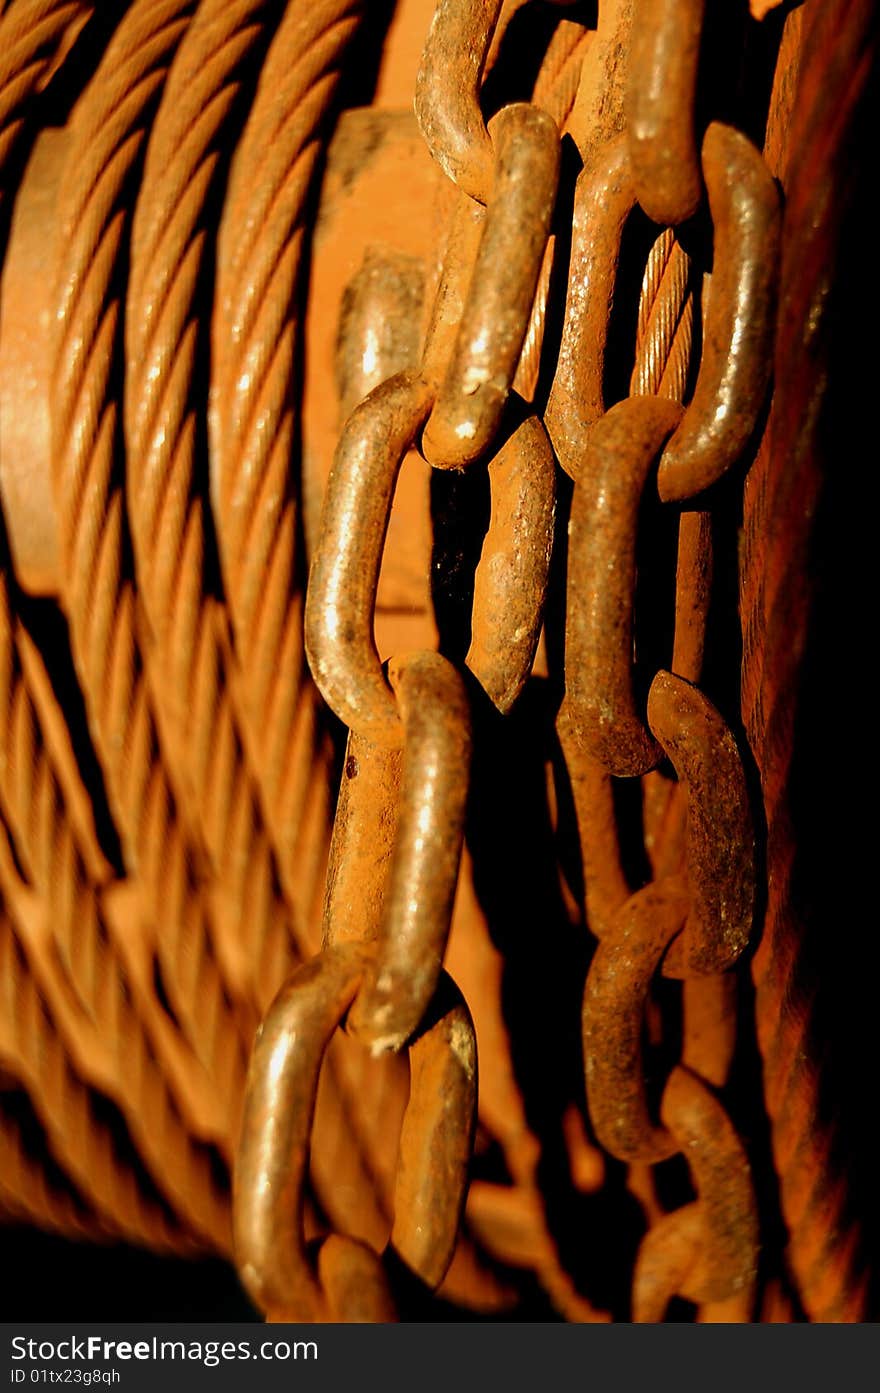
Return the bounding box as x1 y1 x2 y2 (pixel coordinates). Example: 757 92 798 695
242 0 784 1320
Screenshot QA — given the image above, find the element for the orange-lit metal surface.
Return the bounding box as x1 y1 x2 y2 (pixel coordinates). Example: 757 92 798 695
0 0 875 1325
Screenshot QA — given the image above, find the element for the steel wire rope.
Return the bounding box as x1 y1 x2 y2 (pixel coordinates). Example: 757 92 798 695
205 1 426 1252
0 1086 109 1240
210 0 363 877
0 0 95 197
121 0 321 1020
0 573 234 1245
0 896 202 1248
632 227 693 403
0 0 236 1248
49 0 268 1102
116 0 391 1252
51 0 416 1264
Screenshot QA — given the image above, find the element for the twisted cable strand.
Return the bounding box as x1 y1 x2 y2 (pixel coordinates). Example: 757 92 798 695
0 0 241 1245
52 0 197 844
532 18 591 130
210 0 362 869
47 0 244 1059
0 0 233 1253
122 0 311 992
0 1089 107 1241
51 0 297 1049
632 226 694 401
0 0 94 190
0 582 234 1244
52 0 378 1253
56 1 376 1254
0 899 197 1249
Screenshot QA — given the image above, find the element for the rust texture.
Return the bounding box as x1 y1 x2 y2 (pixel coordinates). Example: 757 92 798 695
235 944 370 1321
347 651 472 1053
235 943 475 1318
626 0 705 225
421 103 559 470
413 0 501 202
544 134 635 472
632 1068 759 1320
466 414 556 714
564 396 682 777
582 882 687 1163
305 371 431 747
658 122 781 502
647 671 755 978
553 734 630 943
671 511 713 685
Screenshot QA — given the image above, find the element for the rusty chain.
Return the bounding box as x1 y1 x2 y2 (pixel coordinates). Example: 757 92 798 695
246 0 774 1322
0 0 870 1323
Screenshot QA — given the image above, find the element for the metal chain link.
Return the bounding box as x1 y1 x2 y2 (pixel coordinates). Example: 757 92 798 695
243 0 779 1323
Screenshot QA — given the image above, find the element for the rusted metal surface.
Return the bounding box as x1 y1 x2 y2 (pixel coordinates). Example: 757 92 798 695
671 511 713 685
548 26 788 1307
421 102 559 469
632 1068 759 1321
658 123 781 502
413 0 501 203
235 943 475 1319
554 733 629 943
347 652 471 1052
583 882 687 1163
544 134 634 472
564 396 682 777
466 413 556 713
647 671 755 978
305 371 431 748
626 0 704 226
235 945 370 1321
391 973 477 1284
0 0 870 1327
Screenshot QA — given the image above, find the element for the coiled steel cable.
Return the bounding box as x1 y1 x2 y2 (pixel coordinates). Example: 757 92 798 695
0 0 864 1320
48 0 278 1093
50 2 309 1103
531 17 592 128
121 0 308 994
0 900 201 1249
117 0 412 1257
210 0 364 872
0 1092 106 1241
0 0 94 193
0 0 240 1248
0 575 234 1244
116 0 409 1253
52 0 196 868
